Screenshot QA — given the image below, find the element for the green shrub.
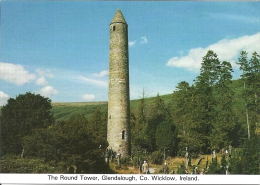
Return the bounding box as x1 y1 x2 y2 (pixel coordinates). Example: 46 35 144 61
150 151 163 165
177 162 186 174
120 156 133 166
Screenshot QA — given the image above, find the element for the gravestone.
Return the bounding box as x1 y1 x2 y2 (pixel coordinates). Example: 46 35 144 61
197 157 202 165
185 150 189 167
69 166 74 173
116 153 121 167
188 156 191 166
229 145 232 156
205 156 208 169
213 150 216 158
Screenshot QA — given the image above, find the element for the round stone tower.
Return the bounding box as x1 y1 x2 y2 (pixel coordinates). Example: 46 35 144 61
107 9 130 157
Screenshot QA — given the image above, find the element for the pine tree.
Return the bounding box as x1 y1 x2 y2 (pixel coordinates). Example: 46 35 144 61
237 51 251 139
237 51 260 139
145 94 166 152
248 52 260 137
211 61 235 149
193 50 220 153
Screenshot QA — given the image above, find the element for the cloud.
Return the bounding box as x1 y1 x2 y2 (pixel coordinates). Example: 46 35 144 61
83 94 95 101
78 75 108 88
129 40 136 47
140 36 148 44
129 37 148 47
35 76 48 86
92 70 108 77
166 32 260 72
36 68 54 78
39 86 58 97
0 62 36 85
35 68 54 86
0 91 10 106
207 12 260 24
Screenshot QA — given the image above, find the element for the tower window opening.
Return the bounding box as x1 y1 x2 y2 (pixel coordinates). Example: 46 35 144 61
122 130 125 140
113 25 116 31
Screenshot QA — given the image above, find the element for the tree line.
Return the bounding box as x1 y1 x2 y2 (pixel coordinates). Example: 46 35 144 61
131 50 259 154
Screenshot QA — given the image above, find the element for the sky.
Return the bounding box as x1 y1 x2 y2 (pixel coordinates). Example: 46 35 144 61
1 1 260 106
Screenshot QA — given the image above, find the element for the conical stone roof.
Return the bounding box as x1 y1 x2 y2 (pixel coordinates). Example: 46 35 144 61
110 9 127 25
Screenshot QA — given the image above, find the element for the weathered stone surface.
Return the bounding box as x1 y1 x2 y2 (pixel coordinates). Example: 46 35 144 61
107 9 131 157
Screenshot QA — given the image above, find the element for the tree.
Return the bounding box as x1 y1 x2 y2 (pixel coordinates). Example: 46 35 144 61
229 137 260 174
237 51 251 139
192 50 220 153
247 52 260 137
172 81 193 137
145 94 166 152
1 92 54 155
237 51 260 139
88 108 107 143
211 61 235 149
240 137 260 174
207 157 221 174
131 95 149 154
135 95 147 134
22 114 109 173
172 81 196 155
156 121 178 156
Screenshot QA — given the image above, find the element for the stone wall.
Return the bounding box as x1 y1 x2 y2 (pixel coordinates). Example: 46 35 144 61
107 12 131 157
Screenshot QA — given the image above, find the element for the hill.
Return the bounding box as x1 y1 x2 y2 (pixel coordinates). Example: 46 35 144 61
51 79 244 122
51 93 174 122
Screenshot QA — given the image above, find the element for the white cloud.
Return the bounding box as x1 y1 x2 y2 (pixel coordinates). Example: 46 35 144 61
0 91 10 106
140 36 148 44
35 68 54 86
0 62 36 85
36 68 54 78
129 40 136 47
83 94 95 101
78 75 108 88
39 86 58 97
92 70 108 77
166 32 260 72
35 76 48 86
207 12 260 24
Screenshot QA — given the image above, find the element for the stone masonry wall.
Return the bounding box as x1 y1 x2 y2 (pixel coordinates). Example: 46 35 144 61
107 20 131 157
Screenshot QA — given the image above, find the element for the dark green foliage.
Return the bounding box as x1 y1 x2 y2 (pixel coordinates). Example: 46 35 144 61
192 51 220 153
177 162 187 174
206 136 260 174
156 121 178 156
240 137 260 174
150 150 164 165
236 51 260 140
145 94 166 151
220 154 228 174
211 60 235 149
229 157 243 174
131 96 149 151
0 155 66 173
22 113 109 173
0 92 54 155
207 157 221 174
120 156 133 166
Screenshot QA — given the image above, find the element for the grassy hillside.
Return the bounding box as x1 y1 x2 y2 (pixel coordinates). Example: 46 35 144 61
51 93 174 122
51 102 108 121
51 79 244 122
